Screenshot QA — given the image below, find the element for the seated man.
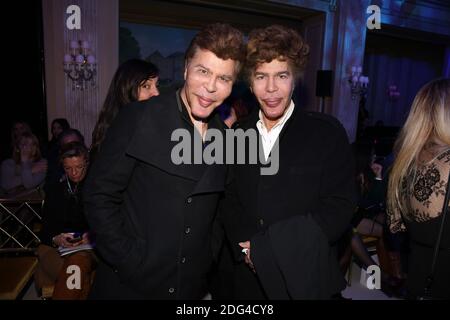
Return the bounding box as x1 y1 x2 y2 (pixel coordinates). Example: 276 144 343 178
35 141 96 299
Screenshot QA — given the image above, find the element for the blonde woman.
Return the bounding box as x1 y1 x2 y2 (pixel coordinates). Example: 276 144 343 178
387 78 450 299
1 132 47 195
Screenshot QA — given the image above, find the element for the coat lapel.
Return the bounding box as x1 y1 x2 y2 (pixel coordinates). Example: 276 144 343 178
126 89 227 195
125 90 205 181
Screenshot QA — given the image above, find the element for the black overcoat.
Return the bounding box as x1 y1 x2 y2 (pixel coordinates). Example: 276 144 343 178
220 105 355 299
84 89 226 299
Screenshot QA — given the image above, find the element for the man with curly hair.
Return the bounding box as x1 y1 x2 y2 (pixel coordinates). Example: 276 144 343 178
218 25 355 299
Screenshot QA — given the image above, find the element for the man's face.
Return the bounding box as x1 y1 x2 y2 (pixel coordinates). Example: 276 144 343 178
63 156 87 183
251 59 295 126
181 49 236 120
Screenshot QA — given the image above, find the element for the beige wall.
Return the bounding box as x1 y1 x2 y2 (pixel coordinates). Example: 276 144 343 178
42 0 118 146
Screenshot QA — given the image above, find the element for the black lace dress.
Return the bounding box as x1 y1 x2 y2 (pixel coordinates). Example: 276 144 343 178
389 148 450 299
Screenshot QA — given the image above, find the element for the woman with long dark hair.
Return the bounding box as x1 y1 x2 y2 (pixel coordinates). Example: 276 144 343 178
90 59 159 159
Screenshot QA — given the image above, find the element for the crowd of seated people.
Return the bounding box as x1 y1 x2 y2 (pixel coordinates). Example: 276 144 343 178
0 59 161 299
0 119 97 299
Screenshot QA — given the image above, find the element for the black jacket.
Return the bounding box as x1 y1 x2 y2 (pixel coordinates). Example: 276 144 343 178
220 105 355 299
40 178 88 246
83 89 227 299
252 214 346 299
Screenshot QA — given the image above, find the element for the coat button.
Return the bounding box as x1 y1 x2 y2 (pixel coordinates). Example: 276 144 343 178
187 197 192 204
185 227 191 234
169 287 175 294
181 257 186 264
259 219 264 226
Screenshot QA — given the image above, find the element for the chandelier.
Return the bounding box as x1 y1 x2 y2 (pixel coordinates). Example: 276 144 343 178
63 40 96 90
348 66 369 100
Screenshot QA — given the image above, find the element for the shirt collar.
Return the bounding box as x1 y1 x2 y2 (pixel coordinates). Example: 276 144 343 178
257 100 295 133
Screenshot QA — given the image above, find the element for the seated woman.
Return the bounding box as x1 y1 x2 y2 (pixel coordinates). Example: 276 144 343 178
353 151 386 237
35 141 96 299
1 132 47 197
10 120 32 152
336 146 405 297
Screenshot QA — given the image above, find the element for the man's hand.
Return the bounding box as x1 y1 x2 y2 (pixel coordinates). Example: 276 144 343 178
239 241 256 273
81 232 91 245
53 233 80 248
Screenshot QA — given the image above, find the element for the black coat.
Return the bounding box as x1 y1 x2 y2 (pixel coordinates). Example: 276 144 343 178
251 214 346 299
83 89 227 299
219 106 356 299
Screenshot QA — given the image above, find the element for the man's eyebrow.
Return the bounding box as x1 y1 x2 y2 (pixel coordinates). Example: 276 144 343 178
254 70 290 76
195 64 209 71
220 74 233 80
196 64 233 79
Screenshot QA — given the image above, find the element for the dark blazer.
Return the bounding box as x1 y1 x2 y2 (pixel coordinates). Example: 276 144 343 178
83 89 227 299
219 105 355 299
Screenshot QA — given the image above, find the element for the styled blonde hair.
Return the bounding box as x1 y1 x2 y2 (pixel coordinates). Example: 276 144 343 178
387 78 450 217
12 132 42 164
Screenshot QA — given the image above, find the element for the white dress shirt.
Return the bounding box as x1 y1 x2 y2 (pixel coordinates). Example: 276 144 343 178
256 100 295 161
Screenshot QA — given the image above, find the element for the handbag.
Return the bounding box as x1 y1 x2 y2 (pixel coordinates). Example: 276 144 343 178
418 169 450 300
